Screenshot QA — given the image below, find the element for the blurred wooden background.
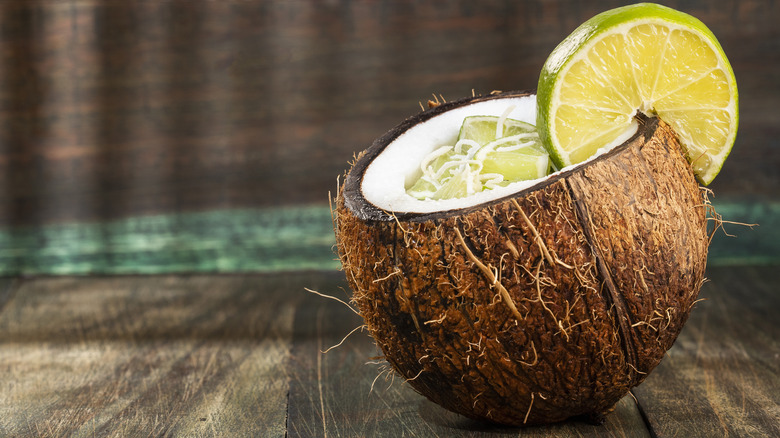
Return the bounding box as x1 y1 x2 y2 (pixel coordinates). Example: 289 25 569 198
0 0 778 273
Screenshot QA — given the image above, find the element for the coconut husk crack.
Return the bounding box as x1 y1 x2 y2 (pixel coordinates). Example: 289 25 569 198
566 173 641 377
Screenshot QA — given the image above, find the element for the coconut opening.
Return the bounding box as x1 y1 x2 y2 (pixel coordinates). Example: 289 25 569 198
360 94 638 214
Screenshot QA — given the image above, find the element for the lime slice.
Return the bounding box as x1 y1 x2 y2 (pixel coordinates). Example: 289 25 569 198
406 114 551 200
537 3 738 185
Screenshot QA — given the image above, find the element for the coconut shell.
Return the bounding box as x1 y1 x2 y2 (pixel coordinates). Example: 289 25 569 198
334 91 708 426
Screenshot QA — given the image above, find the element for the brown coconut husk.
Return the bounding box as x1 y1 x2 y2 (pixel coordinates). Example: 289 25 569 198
334 91 708 426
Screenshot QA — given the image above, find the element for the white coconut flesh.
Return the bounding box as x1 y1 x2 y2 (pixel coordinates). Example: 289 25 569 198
361 94 639 214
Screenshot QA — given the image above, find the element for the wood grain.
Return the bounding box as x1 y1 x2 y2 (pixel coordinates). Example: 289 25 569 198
0 206 340 275
632 265 780 437
0 278 17 311
0 0 776 227
0 273 315 436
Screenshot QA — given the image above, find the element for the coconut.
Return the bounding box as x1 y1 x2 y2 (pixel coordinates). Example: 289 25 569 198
334 90 708 426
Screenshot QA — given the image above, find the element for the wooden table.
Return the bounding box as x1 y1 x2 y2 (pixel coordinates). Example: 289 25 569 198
0 265 777 437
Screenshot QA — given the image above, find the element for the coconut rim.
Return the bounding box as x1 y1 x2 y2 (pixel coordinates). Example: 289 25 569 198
343 90 652 223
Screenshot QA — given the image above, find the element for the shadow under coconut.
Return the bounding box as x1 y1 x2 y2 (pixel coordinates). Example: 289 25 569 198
417 399 522 434
417 394 649 436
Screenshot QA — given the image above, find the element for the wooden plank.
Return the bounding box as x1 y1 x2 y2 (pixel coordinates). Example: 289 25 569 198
632 265 780 437
0 273 314 436
0 206 339 276
0 267 775 435
0 278 17 312
287 277 651 437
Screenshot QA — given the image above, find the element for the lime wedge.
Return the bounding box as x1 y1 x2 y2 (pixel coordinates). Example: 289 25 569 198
459 115 536 146
481 149 550 183
537 3 738 185
432 167 471 200
406 113 551 200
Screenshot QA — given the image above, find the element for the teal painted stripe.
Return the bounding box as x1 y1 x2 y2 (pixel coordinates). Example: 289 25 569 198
0 206 340 275
706 200 780 266
0 200 777 275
